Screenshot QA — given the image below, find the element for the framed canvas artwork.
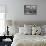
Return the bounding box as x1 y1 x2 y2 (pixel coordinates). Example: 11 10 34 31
24 5 37 15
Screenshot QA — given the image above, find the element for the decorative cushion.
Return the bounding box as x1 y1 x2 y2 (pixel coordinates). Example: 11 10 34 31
32 26 41 35
19 27 32 35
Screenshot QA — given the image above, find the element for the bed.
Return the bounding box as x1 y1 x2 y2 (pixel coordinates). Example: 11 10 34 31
11 33 46 46
11 21 46 46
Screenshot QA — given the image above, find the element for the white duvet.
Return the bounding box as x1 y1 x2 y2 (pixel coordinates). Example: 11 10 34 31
11 33 46 46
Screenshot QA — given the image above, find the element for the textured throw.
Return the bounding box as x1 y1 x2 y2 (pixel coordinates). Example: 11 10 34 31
11 33 46 46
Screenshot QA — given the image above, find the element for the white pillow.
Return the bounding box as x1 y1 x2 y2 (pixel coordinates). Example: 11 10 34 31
24 24 32 29
24 27 32 35
42 25 46 33
19 27 25 34
32 27 36 35
19 27 32 35
32 26 41 35
41 25 45 35
8 26 19 36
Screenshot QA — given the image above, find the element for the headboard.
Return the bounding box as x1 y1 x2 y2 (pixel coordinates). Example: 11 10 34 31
14 21 46 27
6 20 46 27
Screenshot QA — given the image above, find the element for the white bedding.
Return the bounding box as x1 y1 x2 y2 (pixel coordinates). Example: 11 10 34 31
11 33 46 46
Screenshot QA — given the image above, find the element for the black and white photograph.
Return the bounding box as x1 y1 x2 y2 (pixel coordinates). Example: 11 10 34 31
24 5 37 15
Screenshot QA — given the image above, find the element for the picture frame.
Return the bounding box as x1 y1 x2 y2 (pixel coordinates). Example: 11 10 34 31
24 5 37 15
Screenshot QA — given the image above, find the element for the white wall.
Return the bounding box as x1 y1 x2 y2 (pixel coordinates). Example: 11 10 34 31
0 0 46 22
14 0 46 21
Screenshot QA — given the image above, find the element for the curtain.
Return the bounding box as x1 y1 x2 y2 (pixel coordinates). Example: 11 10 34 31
0 5 5 35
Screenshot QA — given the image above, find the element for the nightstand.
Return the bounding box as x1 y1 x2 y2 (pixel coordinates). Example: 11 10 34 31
3 40 12 46
0 36 13 46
